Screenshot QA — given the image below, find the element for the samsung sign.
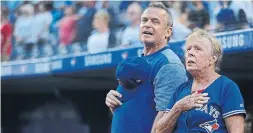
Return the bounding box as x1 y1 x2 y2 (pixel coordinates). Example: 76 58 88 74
84 53 112 66
217 34 245 49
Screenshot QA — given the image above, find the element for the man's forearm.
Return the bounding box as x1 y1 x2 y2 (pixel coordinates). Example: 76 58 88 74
155 104 182 133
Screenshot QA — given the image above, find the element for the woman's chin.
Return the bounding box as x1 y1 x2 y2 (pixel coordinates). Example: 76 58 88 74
186 68 199 74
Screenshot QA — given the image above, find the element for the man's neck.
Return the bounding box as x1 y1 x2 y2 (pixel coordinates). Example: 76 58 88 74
143 43 166 56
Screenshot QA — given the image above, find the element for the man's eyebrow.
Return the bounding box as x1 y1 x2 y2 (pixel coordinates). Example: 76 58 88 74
151 18 160 21
141 17 160 20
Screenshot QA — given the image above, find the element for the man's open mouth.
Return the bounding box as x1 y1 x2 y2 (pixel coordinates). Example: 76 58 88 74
143 31 153 35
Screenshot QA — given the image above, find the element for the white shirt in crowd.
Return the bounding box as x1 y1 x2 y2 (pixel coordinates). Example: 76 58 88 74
121 25 140 46
87 31 109 54
171 20 191 41
14 16 37 44
33 11 53 40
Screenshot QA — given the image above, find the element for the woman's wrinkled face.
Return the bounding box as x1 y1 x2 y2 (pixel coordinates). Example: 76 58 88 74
185 36 214 74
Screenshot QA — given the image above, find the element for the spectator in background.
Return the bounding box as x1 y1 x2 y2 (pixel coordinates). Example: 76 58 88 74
188 1 210 30
13 4 36 59
216 1 237 31
87 10 116 53
50 1 65 39
1 6 12 61
230 0 253 24
229 0 251 29
34 2 53 48
73 1 96 48
97 1 121 31
57 6 77 47
120 2 142 47
163 1 191 41
1 1 23 24
237 9 250 29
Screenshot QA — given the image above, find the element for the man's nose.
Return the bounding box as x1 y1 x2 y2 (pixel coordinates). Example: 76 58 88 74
143 19 152 28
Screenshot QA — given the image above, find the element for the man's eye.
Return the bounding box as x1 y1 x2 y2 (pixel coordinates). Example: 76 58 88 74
142 19 147 22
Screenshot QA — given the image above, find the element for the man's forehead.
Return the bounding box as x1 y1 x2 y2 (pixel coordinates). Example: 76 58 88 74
141 7 167 19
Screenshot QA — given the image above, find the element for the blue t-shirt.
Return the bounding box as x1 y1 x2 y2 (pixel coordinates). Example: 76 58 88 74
144 46 188 111
166 75 246 133
111 46 188 133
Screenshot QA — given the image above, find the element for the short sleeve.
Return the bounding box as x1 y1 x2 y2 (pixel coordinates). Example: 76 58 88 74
165 88 178 112
221 81 246 119
153 63 188 111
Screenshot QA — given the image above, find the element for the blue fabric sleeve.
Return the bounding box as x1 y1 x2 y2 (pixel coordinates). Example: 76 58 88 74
221 81 246 118
165 88 178 112
153 63 188 111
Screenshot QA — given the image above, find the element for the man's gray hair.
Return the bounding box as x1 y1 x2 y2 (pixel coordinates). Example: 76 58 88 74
147 2 173 28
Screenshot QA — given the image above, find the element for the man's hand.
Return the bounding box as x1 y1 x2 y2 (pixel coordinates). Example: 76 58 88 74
175 92 209 112
105 90 123 113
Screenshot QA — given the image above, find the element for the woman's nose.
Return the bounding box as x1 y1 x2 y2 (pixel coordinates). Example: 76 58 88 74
187 49 194 57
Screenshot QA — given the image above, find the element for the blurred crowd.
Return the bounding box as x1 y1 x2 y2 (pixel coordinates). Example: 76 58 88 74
1 0 253 61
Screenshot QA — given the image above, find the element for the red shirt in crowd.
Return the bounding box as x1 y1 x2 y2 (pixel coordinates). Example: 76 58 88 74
59 16 76 46
1 22 12 56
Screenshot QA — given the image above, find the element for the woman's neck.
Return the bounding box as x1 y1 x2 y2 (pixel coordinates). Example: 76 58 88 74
192 70 220 91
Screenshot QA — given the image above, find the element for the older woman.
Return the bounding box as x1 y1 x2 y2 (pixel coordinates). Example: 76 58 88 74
154 28 246 133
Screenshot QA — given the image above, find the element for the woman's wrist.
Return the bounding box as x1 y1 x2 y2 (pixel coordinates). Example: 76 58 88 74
174 102 184 113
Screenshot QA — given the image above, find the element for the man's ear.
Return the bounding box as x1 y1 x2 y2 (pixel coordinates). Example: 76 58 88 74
165 27 172 39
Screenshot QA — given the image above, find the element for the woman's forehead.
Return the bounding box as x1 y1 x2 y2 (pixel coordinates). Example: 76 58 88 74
186 35 211 47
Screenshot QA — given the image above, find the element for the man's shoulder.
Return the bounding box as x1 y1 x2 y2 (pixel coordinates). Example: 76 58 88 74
160 48 183 65
150 48 184 70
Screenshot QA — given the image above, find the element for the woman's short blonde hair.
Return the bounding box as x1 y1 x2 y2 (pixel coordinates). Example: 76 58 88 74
185 28 223 71
94 10 110 23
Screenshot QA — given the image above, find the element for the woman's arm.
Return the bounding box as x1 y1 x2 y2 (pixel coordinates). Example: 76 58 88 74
225 114 244 133
155 104 183 133
155 92 209 133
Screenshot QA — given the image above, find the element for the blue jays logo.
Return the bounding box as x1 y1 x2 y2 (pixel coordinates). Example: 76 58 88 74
199 119 219 133
121 52 128 59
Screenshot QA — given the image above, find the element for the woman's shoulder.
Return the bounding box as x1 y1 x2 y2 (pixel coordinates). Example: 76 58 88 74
176 80 192 93
218 75 237 85
217 75 239 90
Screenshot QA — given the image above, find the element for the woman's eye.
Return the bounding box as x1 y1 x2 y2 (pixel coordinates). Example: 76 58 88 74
153 21 158 24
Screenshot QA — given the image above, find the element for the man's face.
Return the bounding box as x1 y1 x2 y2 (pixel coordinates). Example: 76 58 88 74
139 7 171 46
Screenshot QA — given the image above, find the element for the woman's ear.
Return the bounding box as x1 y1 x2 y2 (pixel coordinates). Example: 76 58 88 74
209 55 218 66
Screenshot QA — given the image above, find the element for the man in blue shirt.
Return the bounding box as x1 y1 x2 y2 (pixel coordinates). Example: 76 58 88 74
105 2 188 133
